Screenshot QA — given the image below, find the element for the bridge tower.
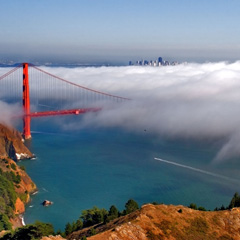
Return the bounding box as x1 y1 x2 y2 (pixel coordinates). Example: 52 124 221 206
23 63 31 139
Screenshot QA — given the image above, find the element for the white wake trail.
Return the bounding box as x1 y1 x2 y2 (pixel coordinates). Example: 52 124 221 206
154 157 238 182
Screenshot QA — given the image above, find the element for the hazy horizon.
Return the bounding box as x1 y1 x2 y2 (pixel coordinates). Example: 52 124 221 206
1 0 240 64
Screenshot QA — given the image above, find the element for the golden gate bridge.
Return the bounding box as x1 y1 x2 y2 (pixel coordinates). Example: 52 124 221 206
0 63 130 139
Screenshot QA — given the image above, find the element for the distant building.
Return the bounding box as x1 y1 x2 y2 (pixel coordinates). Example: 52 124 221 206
158 57 163 65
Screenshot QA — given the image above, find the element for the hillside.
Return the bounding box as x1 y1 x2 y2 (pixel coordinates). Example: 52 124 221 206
68 204 240 240
0 124 37 231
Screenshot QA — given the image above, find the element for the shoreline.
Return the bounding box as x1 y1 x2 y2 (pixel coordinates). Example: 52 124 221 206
20 215 26 226
11 215 25 229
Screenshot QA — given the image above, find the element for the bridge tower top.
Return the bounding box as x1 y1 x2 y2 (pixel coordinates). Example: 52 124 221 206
23 63 31 139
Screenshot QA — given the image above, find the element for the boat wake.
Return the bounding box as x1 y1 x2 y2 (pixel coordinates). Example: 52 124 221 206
154 157 238 183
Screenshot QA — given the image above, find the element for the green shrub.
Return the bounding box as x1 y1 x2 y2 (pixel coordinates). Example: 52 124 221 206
10 163 16 171
1 221 54 240
4 171 21 184
19 192 28 203
90 228 96 236
0 214 12 231
1 159 8 164
20 165 26 171
198 206 206 211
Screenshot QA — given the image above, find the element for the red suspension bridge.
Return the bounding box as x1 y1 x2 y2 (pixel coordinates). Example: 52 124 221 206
0 63 129 139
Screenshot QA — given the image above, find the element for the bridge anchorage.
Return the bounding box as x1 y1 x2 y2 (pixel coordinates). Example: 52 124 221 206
0 63 130 139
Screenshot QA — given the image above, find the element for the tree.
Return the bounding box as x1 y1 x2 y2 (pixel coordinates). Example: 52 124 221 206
76 219 83 230
220 205 226 210
65 222 73 236
81 206 108 227
104 205 119 223
33 221 55 237
198 206 206 211
109 205 118 218
189 203 197 210
228 192 240 209
124 199 139 215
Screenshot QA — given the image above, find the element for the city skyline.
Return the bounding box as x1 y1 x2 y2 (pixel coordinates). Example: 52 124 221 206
129 56 180 66
0 0 240 64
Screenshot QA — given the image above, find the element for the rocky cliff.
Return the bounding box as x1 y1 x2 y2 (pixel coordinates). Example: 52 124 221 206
0 124 37 229
0 123 33 160
69 204 240 240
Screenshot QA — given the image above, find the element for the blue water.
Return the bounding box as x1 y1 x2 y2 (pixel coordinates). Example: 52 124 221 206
17 116 240 231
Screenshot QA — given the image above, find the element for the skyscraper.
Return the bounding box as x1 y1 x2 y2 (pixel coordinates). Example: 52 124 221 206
158 57 163 65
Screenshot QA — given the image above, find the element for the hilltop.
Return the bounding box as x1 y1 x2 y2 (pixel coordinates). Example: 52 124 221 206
68 204 240 240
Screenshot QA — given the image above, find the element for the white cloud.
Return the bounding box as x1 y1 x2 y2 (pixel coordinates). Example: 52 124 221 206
0 101 22 127
56 61 240 163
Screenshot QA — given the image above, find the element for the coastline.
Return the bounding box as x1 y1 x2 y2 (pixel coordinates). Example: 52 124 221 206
20 215 26 226
10 215 25 229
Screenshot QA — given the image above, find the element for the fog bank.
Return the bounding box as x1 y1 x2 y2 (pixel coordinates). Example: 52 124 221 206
1 61 240 162
54 61 240 163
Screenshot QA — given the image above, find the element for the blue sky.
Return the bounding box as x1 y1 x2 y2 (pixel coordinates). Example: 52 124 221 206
0 0 239 64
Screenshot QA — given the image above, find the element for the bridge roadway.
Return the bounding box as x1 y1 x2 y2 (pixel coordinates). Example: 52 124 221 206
26 108 101 117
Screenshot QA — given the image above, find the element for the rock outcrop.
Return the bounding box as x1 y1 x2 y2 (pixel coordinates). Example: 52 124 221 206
42 200 54 206
69 204 240 240
41 236 66 240
0 123 33 160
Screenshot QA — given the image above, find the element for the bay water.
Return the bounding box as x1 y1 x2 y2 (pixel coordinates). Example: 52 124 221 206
17 116 240 231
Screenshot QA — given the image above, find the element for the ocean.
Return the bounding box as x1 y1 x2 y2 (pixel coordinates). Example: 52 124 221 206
17 115 240 231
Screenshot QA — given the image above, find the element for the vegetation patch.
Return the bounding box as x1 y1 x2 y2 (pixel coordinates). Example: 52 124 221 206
0 172 17 219
10 163 16 171
183 217 212 240
64 199 139 238
19 191 29 203
1 221 54 240
0 214 12 232
188 203 206 211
